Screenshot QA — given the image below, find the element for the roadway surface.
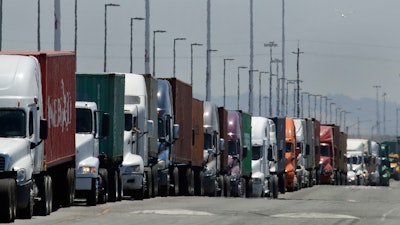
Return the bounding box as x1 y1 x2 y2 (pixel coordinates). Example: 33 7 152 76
13 180 400 225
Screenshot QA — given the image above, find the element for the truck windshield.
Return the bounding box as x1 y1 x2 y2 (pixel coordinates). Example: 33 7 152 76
0 109 26 137
76 108 92 133
320 145 330 156
204 133 212 149
252 146 261 160
124 113 133 131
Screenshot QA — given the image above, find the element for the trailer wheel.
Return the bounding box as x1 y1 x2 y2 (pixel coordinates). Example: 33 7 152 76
0 179 16 222
98 168 108 204
46 176 53 215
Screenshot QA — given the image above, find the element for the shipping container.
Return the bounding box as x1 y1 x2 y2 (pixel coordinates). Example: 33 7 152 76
192 98 204 167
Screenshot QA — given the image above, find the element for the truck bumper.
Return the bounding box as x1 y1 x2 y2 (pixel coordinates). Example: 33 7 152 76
76 174 97 191
122 173 143 191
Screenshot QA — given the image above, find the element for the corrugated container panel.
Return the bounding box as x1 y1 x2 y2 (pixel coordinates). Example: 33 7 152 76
240 111 252 177
0 51 76 168
191 98 204 167
160 78 193 164
76 73 125 162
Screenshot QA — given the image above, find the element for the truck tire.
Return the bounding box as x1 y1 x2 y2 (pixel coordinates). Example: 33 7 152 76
309 171 314 187
186 168 194 196
19 186 34 219
159 172 170 197
171 167 179 196
98 168 108 204
278 173 286 194
151 166 159 197
86 178 97 206
108 169 117 202
0 179 16 222
62 168 75 207
223 175 230 197
272 176 279 199
144 168 151 199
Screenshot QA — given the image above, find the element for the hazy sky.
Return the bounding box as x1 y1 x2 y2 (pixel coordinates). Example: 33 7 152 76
3 0 400 135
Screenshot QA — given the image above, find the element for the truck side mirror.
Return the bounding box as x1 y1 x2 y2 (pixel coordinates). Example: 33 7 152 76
40 119 48 140
147 120 154 138
219 138 225 152
102 113 110 137
173 124 180 140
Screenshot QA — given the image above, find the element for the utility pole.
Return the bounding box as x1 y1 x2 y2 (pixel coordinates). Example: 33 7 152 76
373 85 381 136
383 92 387 136
264 41 277 116
272 58 282 116
292 42 303 118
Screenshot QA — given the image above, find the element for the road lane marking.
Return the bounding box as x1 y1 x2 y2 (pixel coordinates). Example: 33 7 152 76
271 213 359 219
131 209 214 216
96 208 111 216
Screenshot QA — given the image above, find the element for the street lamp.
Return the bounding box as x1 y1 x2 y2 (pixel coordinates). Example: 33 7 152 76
173 37 186 77
190 43 203 86
152 30 166 77
206 49 217 101
104 3 120 72
130 17 144 73
265 41 278 116
249 69 258 114
223 58 235 107
259 71 269 116
237 66 248 109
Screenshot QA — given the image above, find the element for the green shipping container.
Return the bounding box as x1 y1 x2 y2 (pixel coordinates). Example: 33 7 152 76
76 73 125 162
240 111 252 177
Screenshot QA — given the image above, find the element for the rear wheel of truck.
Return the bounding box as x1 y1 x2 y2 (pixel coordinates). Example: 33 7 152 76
272 176 279 199
223 175 230 197
186 168 194 196
98 168 108 204
0 179 16 222
63 168 75 207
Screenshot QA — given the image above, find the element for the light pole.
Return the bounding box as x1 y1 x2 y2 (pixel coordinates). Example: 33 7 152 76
372 85 381 136
104 3 120 72
397 108 400 137
301 92 309 118
335 106 341 125
223 58 235 107
237 66 248 109
286 79 296 117
152 30 167 77
249 69 258 114
259 71 269 116
330 102 335 124
313 94 321 119
272 58 282 116
383 92 387 136
206 49 217 101
130 17 144 73
292 42 303 118
265 41 278 116
173 37 186 77
190 43 203 86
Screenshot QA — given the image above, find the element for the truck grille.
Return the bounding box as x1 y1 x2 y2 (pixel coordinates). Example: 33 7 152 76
0 156 5 171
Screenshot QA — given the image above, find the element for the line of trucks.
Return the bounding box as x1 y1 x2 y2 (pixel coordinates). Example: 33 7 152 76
0 51 394 223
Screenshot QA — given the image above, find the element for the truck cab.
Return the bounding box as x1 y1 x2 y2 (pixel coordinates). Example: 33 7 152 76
285 118 297 191
75 101 109 205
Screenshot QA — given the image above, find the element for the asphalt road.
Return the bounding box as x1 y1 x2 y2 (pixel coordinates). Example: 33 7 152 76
12 180 400 225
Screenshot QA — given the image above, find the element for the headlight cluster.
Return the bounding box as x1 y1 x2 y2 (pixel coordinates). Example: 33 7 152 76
124 165 141 174
17 168 26 182
79 166 97 174
230 174 239 182
204 168 216 177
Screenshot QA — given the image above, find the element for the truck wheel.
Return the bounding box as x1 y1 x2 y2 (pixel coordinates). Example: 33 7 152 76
159 172 170 197
278 174 286 194
309 171 314 187
144 168 151 199
186 168 194 196
87 178 97 206
98 168 108 204
62 168 75 207
45 176 53 215
223 175 231 197
272 176 279 199
19 186 34 219
0 179 16 222
151 166 159 197
172 167 179 196
108 169 117 202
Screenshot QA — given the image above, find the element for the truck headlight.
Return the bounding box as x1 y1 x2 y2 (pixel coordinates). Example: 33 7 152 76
79 166 96 174
124 165 141 174
17 168 26 182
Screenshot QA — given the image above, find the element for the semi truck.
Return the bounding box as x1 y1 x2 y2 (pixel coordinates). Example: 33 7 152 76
225 110 252 197
269 117 286 194
346 138 369 185
203 101 224 196
285 117 297 191
0 52 76 222
251 116 278 198
75 73 124 203
120 73 158 200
